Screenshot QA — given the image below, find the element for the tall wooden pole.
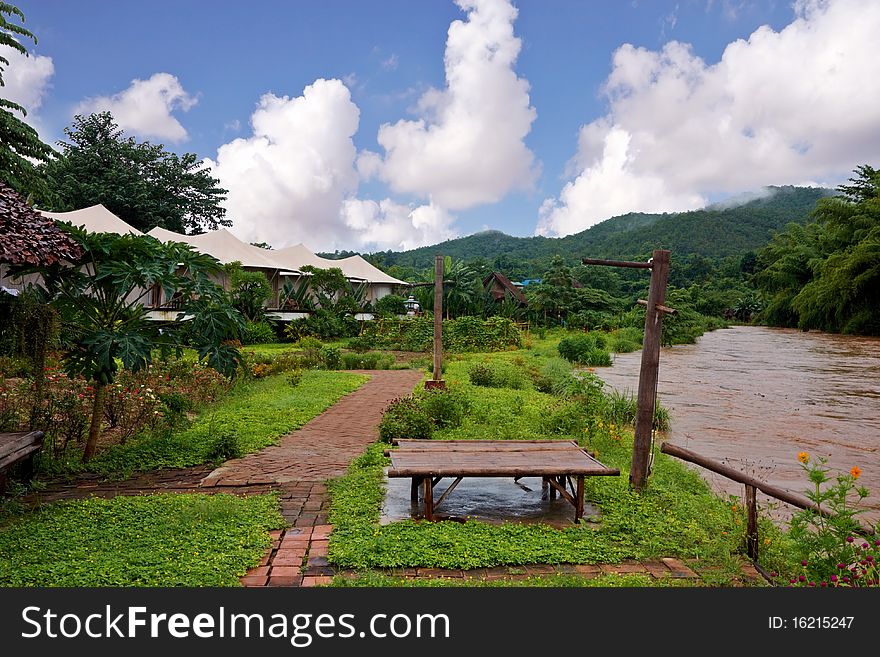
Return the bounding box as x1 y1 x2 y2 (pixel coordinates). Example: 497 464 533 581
432 254 444 385
630 249 670 491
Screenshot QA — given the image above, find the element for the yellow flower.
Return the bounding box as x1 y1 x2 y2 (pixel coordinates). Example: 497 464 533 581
850 466 862 480
797 451 809 464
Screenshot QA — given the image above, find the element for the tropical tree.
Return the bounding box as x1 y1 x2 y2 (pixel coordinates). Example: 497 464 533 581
15 228 244 460
0 2 54 198
41 112 229 233
754 164 880 334
225 261 272 322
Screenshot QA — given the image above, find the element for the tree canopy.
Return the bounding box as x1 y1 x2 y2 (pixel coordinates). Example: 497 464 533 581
41 112 230 234
754 165 880 334
0 2 54 199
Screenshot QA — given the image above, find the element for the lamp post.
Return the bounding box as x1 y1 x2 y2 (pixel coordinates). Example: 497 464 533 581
403 294 420 316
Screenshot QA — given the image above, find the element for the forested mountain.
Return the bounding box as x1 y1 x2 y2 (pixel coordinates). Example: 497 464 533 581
357 186 832 279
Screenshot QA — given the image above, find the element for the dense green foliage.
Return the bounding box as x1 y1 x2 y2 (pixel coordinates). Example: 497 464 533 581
0 493 283 586
0 3 54 198
39 112 229 233
754 165 880 334
225 262 273 323
359 316 522 352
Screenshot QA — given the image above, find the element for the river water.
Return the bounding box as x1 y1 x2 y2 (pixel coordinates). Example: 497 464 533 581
594 326 880 526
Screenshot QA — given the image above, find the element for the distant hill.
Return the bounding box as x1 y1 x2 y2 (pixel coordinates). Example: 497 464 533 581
357 186 833 274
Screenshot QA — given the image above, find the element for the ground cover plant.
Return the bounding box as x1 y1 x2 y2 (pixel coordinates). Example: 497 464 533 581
80 370 368 477
327 344 783 584
0 493 283 586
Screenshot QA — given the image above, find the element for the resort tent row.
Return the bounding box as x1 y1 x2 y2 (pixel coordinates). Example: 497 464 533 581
37 205 407 315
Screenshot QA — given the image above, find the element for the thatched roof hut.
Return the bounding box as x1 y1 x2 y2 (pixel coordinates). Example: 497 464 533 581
0 181 82 266
483 271 528 306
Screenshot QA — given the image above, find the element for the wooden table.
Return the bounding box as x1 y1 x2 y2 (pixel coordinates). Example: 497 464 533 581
0 431 44 492
386 439 620 522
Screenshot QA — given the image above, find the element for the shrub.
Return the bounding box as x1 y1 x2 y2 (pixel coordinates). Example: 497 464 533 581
557 333 612 366
374 294 407 316
242 321 277 345
320 346 342 370
295 337 323 368
786 453 873 583
537 358 579 397
341 352 395 370
207 431 242 463
544 399 593 435
286 370 303 388
608 327 643 353
158 391 192 427
378 396 434 443
468 363 496 387
417 386 470 429
284 309 359 341
347 336 374 353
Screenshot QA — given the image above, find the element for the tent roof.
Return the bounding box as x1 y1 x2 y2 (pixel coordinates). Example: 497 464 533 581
147 227 288 270
40 204 143 236
0 181 83 266
332 254 407 285
147 228 406 285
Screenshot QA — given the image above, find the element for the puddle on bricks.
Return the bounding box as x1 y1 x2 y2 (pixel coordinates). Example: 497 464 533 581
380 469 600 528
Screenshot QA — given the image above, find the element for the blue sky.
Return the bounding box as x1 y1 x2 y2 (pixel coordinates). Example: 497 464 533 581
7 1 879 252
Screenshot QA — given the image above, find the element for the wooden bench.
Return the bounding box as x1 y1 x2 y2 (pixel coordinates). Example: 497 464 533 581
0 431 44 493
386 439 620 522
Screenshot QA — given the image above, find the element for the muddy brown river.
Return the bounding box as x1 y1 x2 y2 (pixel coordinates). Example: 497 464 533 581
595 326 880 526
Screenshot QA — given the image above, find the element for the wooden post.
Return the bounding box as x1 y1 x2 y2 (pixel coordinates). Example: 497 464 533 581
575 475 585 522
630 249 670 492
745 484 758 561
426 254 446 390
423 476 434 521
411 476 421 503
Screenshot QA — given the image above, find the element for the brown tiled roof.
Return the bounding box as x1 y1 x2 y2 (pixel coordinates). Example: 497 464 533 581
482 271 528 305
0 181 83 266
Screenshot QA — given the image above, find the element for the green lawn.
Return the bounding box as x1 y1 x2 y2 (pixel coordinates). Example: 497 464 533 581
86 369 369 477
327 349 791 584
0 493 284 586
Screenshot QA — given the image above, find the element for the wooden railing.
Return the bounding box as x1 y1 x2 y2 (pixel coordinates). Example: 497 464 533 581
660 442 875 575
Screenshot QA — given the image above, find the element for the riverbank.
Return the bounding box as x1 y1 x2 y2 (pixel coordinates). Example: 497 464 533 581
595 325 880 526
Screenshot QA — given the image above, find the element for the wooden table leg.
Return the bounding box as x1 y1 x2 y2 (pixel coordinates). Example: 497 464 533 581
575 475 585 522
424 476 434 521
411 476 421 503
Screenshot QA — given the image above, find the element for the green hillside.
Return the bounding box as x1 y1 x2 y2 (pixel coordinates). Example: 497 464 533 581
363 186 832 276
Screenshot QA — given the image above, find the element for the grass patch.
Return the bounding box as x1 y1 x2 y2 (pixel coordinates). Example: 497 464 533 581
329 572 697 587
86 370 368 477
327 349 786 583
0 493 284 586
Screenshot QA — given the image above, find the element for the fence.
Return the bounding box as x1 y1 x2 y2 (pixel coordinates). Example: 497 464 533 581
660 442 875 580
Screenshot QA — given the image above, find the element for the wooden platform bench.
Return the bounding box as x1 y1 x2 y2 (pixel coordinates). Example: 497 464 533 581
386 439 620 522
0 431 44 493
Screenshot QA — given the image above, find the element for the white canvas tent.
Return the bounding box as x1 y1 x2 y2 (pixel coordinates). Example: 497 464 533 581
37 206 407 314
40 205 143 236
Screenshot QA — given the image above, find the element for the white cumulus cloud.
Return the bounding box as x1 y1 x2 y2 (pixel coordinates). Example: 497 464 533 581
206 78 361 252
0 46 54 114
342 198 458 251
370 0 537 210
538 0 880 237
75 72 197 143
